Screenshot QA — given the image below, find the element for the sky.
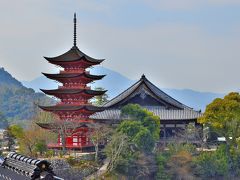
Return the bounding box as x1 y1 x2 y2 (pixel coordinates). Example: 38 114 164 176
0 0 240 93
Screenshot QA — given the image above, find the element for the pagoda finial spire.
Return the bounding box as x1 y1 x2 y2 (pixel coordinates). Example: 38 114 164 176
73 13 77 47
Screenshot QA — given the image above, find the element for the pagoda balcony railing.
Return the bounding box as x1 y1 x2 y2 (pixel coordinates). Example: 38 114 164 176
60 70 90 74
58 85 91 89
58 116 90 119
57 102 91 106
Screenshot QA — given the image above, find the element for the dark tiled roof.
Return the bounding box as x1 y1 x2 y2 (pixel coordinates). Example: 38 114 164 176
44 46 104 64
0 167 27 180
42 72 105 81
40 89 106 96
39 105 105 112
37 122 95 130
103 75 190 109
91 107 202 121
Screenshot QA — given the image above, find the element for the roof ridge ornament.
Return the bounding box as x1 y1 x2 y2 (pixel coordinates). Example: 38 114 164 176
73 13 77 47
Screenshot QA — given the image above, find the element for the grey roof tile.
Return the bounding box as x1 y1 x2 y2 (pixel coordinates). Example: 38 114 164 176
91 106 202 121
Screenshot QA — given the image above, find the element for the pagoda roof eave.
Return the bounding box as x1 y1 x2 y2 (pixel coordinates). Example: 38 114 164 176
38 105 105 112
43 46 104 64
36 122 97 130
40 89 107 96
42 72 105 81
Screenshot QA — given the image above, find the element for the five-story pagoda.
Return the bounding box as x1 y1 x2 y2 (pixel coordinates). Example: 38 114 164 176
38 14 106 149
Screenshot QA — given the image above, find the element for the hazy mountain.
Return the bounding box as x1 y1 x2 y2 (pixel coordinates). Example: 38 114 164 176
0 67 23 88
22 66 224 111
163 88 224 111
0 67 53 121
22 66 135 98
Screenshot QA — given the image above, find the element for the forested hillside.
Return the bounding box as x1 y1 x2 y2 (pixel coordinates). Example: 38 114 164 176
0 67 54 122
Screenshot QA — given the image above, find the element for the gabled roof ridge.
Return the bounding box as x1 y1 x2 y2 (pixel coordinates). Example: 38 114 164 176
103 78 142 107
104 75 194 110
142 76 192 110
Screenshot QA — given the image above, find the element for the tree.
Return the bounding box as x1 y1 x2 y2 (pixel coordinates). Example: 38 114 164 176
92 87 108 106
132 128 155 153
105 132 130 172
34 110 77 154
8 124 24 139
118 104 160 153
117 121 155 153
89 123 112 161
198 92 240 170
174 123 204 150
34 140 47 156
5 124 24 151
5 112 56 156
105 104 160 176
198 92 240 149
121 104 160 140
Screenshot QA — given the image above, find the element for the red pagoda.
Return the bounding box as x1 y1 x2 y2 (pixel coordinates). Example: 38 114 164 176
38 14 106 149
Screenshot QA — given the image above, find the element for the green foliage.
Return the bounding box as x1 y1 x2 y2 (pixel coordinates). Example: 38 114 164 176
156 153 171 180
45 150 54 158
117 120 155 153
66 156 98 168
92 87 108 106
132 128 155 152
117 121 142 139
142 115 160 140
0 68 54 121
34 140 47 155
121 104 160 141
5 124 24 151
198 92 240 148
194 145 229 177
7 121 55 157
168 143 196 155
105 104 160 177
8 124 24 138
156 143 197 180
118 104 160 152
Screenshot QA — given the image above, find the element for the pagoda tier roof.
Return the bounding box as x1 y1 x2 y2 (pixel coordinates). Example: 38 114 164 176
39 105 105 112
42 72 105 81
91 107 202 121
103 75 191 110
40 89 107 96
36 122 96 130
44 46 104 64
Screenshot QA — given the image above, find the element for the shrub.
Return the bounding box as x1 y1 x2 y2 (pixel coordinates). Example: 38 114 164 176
156 153 171 180
168 143 196 155
45 150 54 158
194 145 228 177
167 151 195 179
